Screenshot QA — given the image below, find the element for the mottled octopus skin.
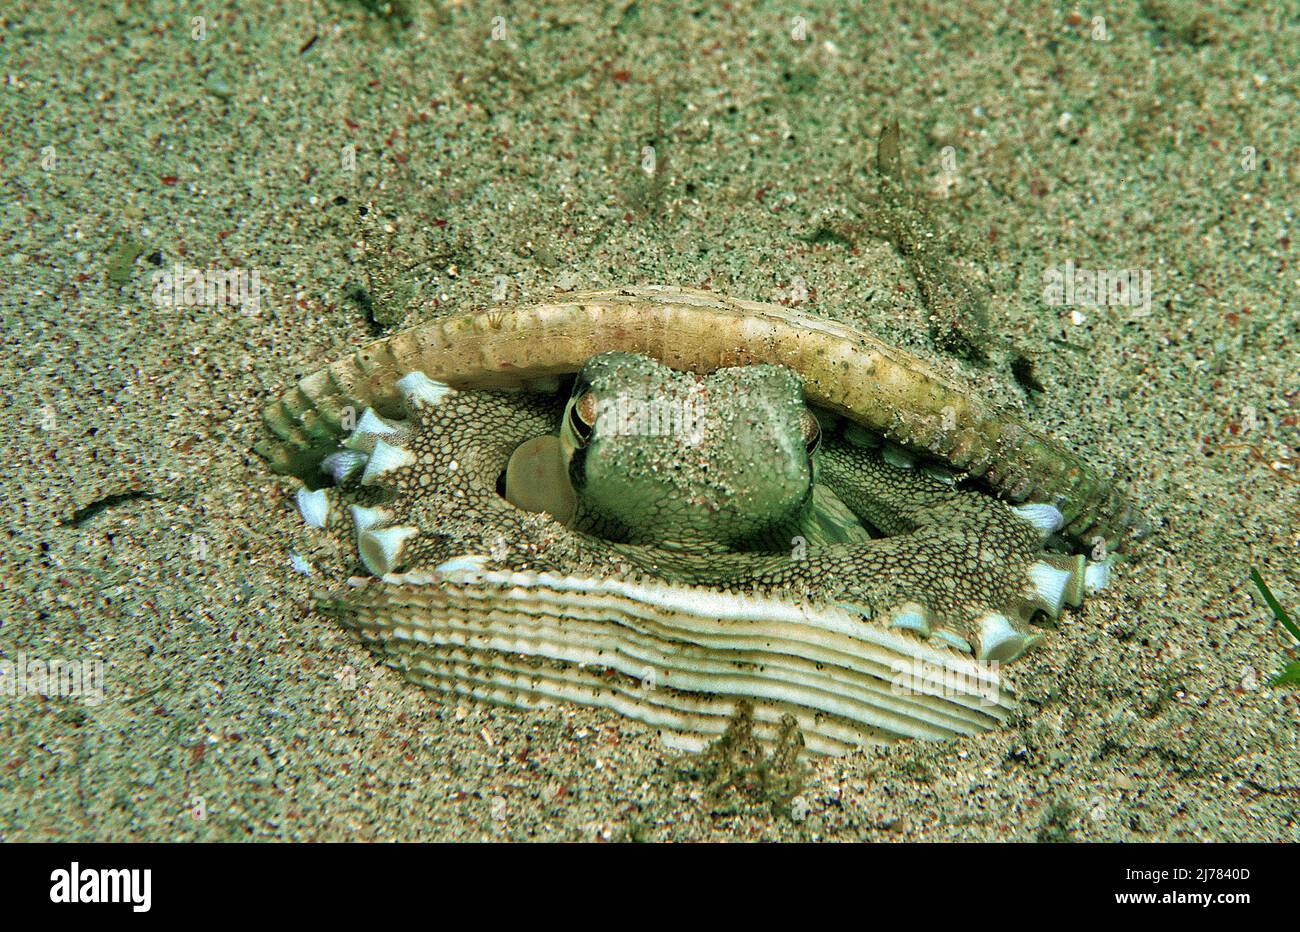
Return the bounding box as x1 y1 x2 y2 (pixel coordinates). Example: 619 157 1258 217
258 286 1147 547
260 286 1143 753
310 384 1029 754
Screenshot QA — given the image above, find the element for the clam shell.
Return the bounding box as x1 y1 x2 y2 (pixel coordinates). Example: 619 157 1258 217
262 286 1142 754
260 286 1145 545
328 568 1015 756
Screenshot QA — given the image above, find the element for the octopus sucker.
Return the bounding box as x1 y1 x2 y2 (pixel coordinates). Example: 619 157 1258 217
259 286 1146 755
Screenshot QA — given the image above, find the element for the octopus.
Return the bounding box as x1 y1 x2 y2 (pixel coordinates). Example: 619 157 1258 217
258 286 1148 755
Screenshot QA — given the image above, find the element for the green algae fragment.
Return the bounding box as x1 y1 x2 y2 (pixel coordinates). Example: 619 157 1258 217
106 235 146 289
1250 568 1300 687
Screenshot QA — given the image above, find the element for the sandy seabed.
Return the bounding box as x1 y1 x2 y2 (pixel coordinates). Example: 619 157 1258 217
3 0 1297 841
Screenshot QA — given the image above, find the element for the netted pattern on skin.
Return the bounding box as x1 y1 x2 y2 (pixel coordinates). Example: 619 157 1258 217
317 383 1082 662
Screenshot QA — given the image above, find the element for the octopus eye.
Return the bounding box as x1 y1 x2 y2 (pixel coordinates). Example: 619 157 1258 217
568 391 600 447
800 409 821 456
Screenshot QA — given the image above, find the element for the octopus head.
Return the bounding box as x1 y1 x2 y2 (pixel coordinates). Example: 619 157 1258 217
560 352 820 550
